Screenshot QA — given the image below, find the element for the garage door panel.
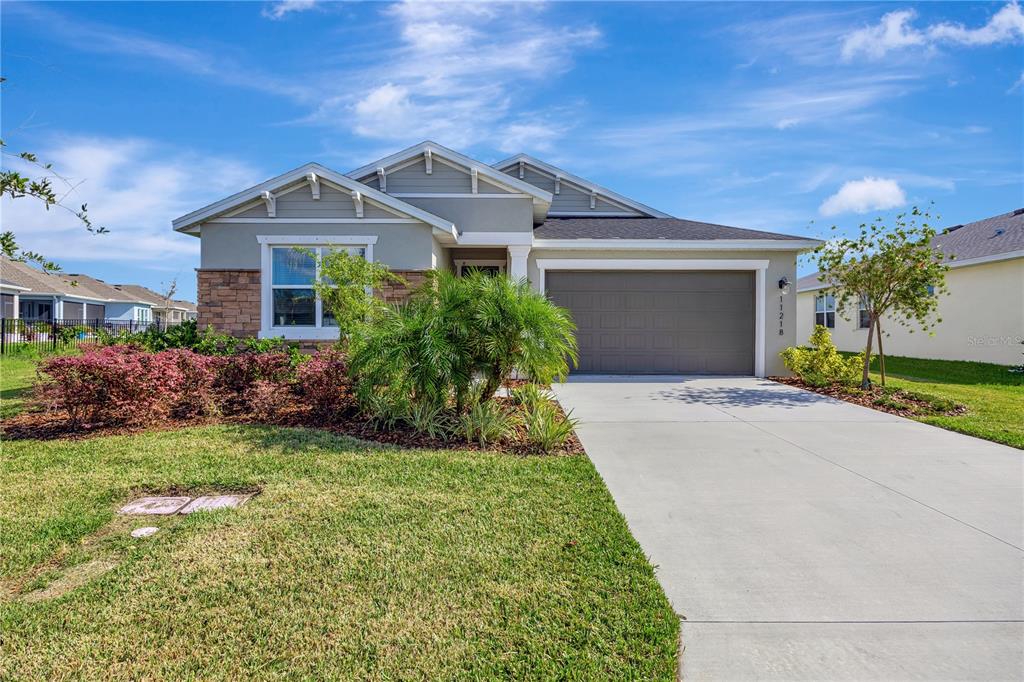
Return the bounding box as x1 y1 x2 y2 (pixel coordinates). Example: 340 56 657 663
547 270 754 375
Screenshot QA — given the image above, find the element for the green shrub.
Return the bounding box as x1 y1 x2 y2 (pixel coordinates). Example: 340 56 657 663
509 383 552 411
458 401 518 448
406 401 454 440
349 271 577 415
780 325 862 387
523 402 578 453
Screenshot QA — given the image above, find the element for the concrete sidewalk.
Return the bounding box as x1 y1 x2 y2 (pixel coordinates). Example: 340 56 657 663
552 376 1024 680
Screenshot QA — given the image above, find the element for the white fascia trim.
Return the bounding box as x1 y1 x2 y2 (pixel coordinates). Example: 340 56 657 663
257 235 379 245
345 141 553 204
0 283 31 292
535 258 769 377
171 162 457 240
493 153 672 219
210 218 420 224
546 211 644 218
947 249 1024 268
532 239 822 251
389 192 531 199
456 231 534 246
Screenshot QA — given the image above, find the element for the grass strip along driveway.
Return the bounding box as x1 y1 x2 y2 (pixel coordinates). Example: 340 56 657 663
0 425 678 679
866 355 1023 449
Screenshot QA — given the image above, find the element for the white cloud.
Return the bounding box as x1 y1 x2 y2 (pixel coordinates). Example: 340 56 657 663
819 177 907 216
1009 71 1024 92
842 2 1024 61
262 0 317 20
315 1 601 149
1 136 260 265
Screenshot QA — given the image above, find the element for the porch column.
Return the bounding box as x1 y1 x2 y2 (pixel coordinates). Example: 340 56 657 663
507 245 530 281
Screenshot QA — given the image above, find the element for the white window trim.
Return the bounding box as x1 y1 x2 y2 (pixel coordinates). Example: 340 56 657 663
455 259 507 276
534 258 769 378
814 293 836 329
258 236 377 340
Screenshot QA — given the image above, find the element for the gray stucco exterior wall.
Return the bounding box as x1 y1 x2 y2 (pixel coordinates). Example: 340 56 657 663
399 196 534 233
200 222 436 270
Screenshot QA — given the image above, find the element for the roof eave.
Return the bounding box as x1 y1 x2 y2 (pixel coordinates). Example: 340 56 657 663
531 238 823 251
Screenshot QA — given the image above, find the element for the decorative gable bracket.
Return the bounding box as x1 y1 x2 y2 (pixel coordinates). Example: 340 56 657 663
589 190 597 210
260 191 276 218
424 149 432 175
351 190 364 218
377 167 387 192
554 175 561 195
307 172 320 200
470 167 479 194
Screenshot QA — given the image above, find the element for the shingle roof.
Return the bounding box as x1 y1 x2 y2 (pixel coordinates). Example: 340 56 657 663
57 273 148 304
796 208 1024 292
112 284 196 311
0 257 108 299
533 217 812 241
932 208 1024 261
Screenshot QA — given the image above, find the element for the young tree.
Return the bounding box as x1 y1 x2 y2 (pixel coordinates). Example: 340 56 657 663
310 248 404 343
815 207 949 389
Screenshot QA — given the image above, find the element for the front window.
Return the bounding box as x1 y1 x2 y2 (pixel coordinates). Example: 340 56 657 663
270 245 366 329
814 293 835 328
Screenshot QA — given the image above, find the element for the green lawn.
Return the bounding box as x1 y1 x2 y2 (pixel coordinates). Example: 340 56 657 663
866 355 1024 449
0 425 678 679
0 354 39 420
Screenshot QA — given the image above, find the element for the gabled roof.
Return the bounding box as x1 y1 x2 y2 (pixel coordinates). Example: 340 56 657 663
797 208 1024 293
172 162 458 241
492 153 673 219
346 141 555 206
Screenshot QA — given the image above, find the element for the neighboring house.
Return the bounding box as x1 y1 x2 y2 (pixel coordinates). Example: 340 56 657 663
0 257 156 323
1 278 30 319
796 208 1024 366
112 284 198 325
173 141 820 376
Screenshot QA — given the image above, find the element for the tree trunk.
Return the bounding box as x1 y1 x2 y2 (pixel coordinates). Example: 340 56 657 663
875 318 886 386
861 314 875 390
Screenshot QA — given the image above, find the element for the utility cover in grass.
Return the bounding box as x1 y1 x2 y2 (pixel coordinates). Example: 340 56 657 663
119 497 191 515
179 494 253 514
131 527 159 538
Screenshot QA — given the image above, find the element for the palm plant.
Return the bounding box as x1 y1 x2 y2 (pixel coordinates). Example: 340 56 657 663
432 271 578 404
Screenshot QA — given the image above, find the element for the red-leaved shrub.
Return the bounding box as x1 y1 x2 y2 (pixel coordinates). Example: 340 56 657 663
214 352 294 413
295 349 348 419
160 348 220 417
36 346 182 426
246 379 290 422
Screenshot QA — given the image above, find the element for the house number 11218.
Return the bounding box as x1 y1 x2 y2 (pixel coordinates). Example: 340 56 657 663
779 295 785 335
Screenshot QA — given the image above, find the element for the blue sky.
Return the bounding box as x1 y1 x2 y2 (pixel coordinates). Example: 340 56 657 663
3 1 1022 301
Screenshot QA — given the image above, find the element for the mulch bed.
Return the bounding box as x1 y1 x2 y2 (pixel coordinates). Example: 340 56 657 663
770 376 967 418
2 390 583 456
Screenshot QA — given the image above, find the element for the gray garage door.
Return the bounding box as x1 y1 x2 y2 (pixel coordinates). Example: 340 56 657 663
546 271 755 374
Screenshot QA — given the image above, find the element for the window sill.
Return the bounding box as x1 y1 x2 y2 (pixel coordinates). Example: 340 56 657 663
259 327 340 341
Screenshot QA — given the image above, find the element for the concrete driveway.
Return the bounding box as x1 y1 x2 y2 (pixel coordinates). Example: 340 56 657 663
552 376 1024 681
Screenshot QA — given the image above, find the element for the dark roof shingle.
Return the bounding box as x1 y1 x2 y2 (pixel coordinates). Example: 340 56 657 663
533 217 811 241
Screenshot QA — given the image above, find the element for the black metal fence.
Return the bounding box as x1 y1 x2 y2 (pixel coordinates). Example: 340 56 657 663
0 318 168 355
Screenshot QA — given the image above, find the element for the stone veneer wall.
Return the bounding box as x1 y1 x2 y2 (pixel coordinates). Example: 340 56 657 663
196 268 428 339
196 269 261 337
377 270 428 304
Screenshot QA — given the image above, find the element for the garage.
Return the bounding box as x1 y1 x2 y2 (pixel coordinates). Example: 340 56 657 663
545 270 755 374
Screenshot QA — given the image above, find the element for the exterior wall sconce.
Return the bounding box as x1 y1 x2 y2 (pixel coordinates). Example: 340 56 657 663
778 277 791 295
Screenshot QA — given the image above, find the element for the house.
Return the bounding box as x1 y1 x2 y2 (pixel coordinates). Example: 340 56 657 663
173 141 820 376
796 208 1024 366
111 284 198 325
0 257 157 323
